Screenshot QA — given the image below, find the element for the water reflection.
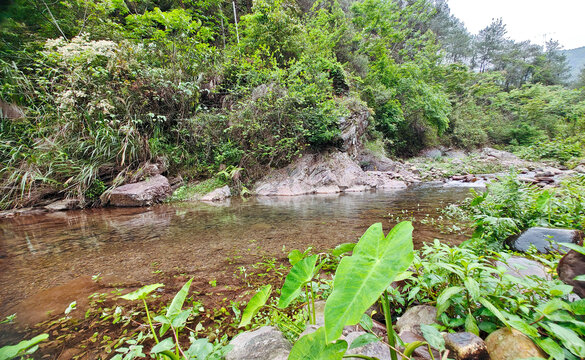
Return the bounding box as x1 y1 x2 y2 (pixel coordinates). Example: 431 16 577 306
0 184 472 320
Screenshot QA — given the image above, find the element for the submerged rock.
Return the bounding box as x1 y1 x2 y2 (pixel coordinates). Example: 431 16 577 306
485 328 547 360
226 326 291 360
558 249 585 298
109 175 171 207
443 332 489 360
506 227 583 254
200 185 231 202
396 305 438 333
254 151 408 196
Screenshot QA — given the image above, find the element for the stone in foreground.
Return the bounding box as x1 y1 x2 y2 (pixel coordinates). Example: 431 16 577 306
558 249 585 298
506 227 583 254
396 305 438 333
495 255 551 280
226 326 291 360
109 175 171 207
485 328 547 360
345 331 391 360
443 332 489 360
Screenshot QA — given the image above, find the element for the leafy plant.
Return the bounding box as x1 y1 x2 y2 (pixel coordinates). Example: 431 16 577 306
0 334 49 360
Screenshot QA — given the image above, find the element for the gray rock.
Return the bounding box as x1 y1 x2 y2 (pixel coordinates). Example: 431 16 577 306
396 305 438 333
558 249 585 298
506 227 584 254
574 164 585 174
345 331 390 360
357 151 398 172
299 324 320 338
200 185 231 202
109 175 171 207
495 256 552 280
226 326 291 360
480 148 520 162
420 148 443 159
0 100 25 119
254 151 408 196
444 150 467 159
303 300 326 326
399 327 440 360
485 328 547 360
44 198 81 211
443 332 489 360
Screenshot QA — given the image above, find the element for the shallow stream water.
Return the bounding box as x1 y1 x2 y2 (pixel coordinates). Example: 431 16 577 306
0 184 472 327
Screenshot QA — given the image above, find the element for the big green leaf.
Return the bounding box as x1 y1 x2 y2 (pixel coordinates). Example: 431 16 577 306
558 242 585 255
239 284 271 327
160 278 193 336
288 327 347 360
478 297 508 326
120 284 164 301
278 255 318 309
420 324 445 352
167 278 193 318
534 337 565 360
151 337 175 355
324 222 414 342
436 286 463 316
331 243 356 257
465 311 479 336
544 323 585 357
0 334 48 360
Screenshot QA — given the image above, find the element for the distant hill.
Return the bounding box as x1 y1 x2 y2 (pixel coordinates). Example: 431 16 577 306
562 46 585 82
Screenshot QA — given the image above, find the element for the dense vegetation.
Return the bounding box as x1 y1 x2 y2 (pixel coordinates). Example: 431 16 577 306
1 0 585 209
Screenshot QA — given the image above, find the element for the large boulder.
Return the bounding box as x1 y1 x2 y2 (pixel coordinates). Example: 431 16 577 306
200 185 231 202
485 328 547 360
443 332 489 360
506 227 583 254
109 175 171 207
558 249 585 298
396 305 438 333
254 151 407 196
226 326 291 360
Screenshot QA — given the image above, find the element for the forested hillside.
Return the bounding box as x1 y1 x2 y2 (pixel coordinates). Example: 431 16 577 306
1 0 584 209
563 46 585 83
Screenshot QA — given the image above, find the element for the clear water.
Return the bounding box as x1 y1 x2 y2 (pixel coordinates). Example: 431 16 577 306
0 184 471 325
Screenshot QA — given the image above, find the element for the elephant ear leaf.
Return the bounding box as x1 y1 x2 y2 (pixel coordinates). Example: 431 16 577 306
324 222 414 342
288 327 347 360
120 284 164 301
278 254 318 309
239 284 272 328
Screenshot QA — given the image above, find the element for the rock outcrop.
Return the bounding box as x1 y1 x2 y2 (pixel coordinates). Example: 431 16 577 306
254 151 410 196
109 175 171 207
